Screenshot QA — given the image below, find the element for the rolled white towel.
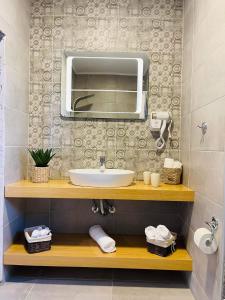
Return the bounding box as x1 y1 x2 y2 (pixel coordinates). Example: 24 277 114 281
40 228 50 236
89 225 116 253
145 226 156 240
31 227 50 238
145 226 165 241
31 229 40 238
156 225 172 240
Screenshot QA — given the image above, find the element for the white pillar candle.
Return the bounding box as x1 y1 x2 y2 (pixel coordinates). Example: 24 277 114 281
151 173 160 188
143 171 151 185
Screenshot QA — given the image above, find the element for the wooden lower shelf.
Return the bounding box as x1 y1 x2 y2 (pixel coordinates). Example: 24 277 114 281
5 180 195 202
4 234 192 271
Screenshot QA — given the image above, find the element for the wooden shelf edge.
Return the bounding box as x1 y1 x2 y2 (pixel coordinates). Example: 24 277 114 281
4 234 192 271
5 180 195 202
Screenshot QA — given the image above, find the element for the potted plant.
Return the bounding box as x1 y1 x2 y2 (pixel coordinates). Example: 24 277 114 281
29 148 55 183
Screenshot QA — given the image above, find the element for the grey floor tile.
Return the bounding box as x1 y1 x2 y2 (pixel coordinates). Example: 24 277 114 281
159 288 195 300
112 286 195 300
26 279 113 300
0 277 35 300
0 269 195 300
112 286 161 300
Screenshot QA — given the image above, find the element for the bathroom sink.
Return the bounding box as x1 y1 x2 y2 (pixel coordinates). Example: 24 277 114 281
69 169 135 187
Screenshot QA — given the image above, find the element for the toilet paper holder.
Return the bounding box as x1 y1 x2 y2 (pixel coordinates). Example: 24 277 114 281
205 217 218 245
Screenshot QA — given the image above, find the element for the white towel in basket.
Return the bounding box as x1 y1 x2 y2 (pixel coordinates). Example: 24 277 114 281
89 225 116 253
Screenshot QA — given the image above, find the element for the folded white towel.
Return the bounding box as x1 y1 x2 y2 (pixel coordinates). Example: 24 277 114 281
164 158 174 168
164 158 182 169
40 228 50 236
173 160 182 169
31 227 50 238
156 225 172 240
89 225 116 253
31 229 40 238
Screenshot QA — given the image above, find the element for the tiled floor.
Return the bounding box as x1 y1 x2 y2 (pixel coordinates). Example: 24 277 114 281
0 268 195 300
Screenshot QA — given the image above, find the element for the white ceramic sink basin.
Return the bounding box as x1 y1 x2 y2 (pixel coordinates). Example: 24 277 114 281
69 169 135 187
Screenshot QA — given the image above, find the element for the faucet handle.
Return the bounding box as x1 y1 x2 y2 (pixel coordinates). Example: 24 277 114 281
100 156 106 165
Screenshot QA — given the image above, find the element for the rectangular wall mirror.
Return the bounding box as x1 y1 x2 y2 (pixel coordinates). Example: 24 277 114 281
61 51 150 120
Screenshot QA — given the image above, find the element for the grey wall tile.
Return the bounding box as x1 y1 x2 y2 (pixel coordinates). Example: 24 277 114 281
182 0 225 299
4 147 28 184
189 150 225 206
0 0 30 281
5 109 28 147
191 42 225 111
180 114 191 185
3 198 25 228
3 217 25 252
190 97 225 151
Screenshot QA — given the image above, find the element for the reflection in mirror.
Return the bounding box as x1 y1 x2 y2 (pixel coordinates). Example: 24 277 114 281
61 52 149 120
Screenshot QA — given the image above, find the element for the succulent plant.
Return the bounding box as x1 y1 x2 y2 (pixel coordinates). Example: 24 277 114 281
29 148 55 167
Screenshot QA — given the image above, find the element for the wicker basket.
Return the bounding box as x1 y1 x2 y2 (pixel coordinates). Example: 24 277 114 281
24 226 52 254
162 167 182 185
31 166 49 183
147 241 176 257
25 239 51 254
146 232 177 257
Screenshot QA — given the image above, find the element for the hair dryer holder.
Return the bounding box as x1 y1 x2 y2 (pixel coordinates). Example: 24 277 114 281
150 111 172 150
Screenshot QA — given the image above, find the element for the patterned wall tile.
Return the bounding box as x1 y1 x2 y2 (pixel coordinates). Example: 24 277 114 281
118 0 183 19
30 49 53 83
31 0 54 16
30 16 54 50
29 0 183 179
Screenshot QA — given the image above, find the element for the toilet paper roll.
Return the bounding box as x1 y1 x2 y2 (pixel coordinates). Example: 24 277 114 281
194 228 218 255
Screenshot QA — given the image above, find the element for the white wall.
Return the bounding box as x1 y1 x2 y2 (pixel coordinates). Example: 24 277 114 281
182 1 225 299
0 0 30 281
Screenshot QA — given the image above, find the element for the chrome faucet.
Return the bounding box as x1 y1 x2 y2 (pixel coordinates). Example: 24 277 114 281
99 156 106 171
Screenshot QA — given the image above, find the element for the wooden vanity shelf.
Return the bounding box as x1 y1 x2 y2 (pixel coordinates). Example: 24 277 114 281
4 234 192 271
4 181 194 271
5 180 194 202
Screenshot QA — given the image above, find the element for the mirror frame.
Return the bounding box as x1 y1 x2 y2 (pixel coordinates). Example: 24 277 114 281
61 51 150 120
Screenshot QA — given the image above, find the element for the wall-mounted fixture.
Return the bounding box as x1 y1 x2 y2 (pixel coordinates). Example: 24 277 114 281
194 217 218 255
197 121 207 143
150 111 172 150
91 200 116 216
205 216 218 245
61 51 150 120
